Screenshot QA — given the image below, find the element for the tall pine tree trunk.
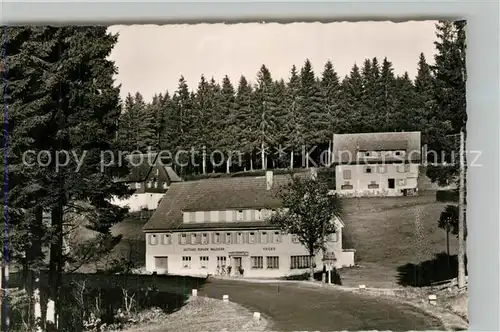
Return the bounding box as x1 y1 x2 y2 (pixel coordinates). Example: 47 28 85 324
261 142 266 170
202 146 207 174
250 151 254 171
290 151 294 169
47 201 63 331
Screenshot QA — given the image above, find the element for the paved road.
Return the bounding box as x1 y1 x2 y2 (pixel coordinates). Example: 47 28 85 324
198 279 443 331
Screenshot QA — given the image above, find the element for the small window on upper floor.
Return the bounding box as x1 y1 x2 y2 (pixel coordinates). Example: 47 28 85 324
365 167 372 173
179 233 187 245
249 232 256 244
213 232 221 244
237 210 244 221
162 182 168 189
201 233 209 244
147 181 152 188
149 234 158 245
136 182 141 189
395 151 401 156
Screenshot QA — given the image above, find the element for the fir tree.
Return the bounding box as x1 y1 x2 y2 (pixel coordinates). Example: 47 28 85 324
377 57 398 131
341 64 364 133
320 61 342 135
414 52 437 145
394 72 417 131
235 75 257 171
299 59 327 166
254 65 276 169
284 65 304 167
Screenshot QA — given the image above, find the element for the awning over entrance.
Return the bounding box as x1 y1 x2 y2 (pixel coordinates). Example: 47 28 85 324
228 251 249 256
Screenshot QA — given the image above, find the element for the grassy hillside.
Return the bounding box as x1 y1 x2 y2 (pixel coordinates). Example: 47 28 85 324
340 192 460 288
101 191 458 289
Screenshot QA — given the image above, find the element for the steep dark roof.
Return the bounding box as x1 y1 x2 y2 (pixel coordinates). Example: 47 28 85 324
119 153 182 184
142 172 307 232
332 131 421 163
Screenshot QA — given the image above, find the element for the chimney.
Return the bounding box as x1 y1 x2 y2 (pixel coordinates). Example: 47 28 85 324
310 167 318 180
266 170 273 190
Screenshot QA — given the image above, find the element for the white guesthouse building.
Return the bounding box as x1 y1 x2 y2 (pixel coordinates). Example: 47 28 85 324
332 131 422 197
142 170 355 278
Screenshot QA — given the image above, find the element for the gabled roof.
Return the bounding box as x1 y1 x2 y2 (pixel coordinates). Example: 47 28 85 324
143 172 312 232
118 153 182 184
332 131 421 163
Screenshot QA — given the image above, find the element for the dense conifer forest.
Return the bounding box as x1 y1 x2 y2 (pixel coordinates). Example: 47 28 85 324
117 21 466 179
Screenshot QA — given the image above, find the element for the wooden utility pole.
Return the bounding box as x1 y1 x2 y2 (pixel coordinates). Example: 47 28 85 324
458 130 466 289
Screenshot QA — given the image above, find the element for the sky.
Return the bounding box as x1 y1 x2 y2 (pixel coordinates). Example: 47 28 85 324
108 21 438 102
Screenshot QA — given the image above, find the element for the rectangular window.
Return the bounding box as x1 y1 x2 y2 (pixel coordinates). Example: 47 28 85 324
147 181 152 188
341 184 353 190
251 256 263 269
365 166 372 173
136 182 141 189
162 234 171 245
260 231 268 244
328 233 338 242
290 255 312 269
292 234 300 243
200 256 209 269
236 232 243 244
225 232 232 244
191 233 198 244
272 231 282 243
398 178 406 186
162 182 168 189
237 210 244 221
182 256 191 268
266 256 279 269
149 234 158 245
249 232 256 244
342 169 351 180
378 165 387 173
368 183 379 189
153 181 158 188
201 233 209 244
217 256 227 267
213 232 221 244
179 233 187 245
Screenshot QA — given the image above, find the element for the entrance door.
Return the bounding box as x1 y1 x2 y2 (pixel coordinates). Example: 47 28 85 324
154 256 168 274
388 178 395 189
233 257 242 270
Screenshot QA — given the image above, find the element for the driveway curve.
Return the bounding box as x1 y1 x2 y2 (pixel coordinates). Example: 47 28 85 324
198 279 443 331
